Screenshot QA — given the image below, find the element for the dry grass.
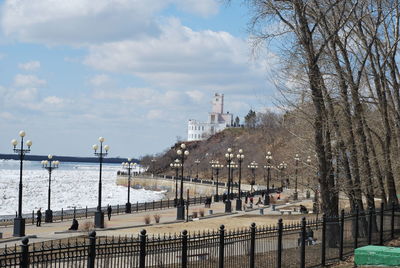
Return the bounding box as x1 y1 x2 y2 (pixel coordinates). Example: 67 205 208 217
144 215 151 225
81 221 95 232
153 214 161 223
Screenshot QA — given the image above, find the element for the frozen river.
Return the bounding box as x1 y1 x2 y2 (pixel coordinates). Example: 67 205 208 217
0 160 164 216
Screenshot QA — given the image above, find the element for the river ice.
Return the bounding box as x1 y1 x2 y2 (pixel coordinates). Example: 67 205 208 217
0 160 164 216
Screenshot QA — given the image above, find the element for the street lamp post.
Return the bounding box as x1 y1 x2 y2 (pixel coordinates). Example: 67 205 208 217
225 148 234 213
41 155 60 223
306 156 311 199
236 149 244 210
151 158 156 176
11 131 32 237
247 161 258 193
92 137 110 228
170 159 181 206
195 159 200 179
294 154 300 200
122 158 135 213
278 162 287 189
177 144 189 220
264 151 272 205
230 162 238 200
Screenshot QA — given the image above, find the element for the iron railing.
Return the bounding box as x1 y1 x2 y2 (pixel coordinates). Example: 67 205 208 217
0 195 216 227
1 203 400 268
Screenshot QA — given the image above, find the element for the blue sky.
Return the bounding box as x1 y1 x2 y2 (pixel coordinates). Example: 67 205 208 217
0 0 277 158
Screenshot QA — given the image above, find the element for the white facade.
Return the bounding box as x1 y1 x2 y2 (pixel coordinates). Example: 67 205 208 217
187 93 233 141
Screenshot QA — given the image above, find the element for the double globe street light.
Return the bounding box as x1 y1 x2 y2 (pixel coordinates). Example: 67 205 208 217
170 159 182 206
41 155 60 223
278 161 287 189
306 156 312 198
11 131 32 237
92 137 110 228
210 160 223 202
248 161 258 192
194 159 200 179
121 158 136 213
176 144 189 220
236 149 244 211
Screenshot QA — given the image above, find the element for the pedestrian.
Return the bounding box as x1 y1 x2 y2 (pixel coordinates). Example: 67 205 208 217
250 197 254 204
36 208 42 227
107 205 112 221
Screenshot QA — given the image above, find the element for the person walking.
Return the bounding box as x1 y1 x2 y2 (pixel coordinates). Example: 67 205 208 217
107 205 112 221
36 208 42 227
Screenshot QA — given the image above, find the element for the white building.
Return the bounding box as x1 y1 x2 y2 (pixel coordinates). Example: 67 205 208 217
187 93 233 141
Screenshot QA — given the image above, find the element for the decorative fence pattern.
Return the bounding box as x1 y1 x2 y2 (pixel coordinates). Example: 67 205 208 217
1 203 400 268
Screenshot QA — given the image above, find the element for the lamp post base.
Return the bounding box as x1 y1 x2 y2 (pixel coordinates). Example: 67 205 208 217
235 199 242 211
94 211 104 228
176 205 185 220
225 200 232 213
125 202 131 213
293 192 298 201
45 209 53 223
214 195 219 202
264 195 270 206
13 218 25 237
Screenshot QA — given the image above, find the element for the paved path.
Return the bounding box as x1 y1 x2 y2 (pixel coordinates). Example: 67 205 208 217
0 191 313 248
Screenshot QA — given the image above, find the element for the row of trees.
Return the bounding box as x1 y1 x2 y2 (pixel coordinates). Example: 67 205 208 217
248 0 400 217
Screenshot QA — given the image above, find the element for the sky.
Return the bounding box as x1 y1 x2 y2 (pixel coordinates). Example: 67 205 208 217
0 0 277 159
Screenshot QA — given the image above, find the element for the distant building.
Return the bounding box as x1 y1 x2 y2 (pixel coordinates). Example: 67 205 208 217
187 93 233 141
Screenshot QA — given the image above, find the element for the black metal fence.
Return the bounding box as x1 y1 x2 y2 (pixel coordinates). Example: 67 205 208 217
0 195 215 227
1 203 400 268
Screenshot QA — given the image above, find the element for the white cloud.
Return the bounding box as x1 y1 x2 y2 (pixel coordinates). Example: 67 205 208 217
13 74 46 87
84 19 268 93
43 96 63 105
146 109 163 120
18 61 40 71
89 74 111 87
13 87 38 102
0 0 219 45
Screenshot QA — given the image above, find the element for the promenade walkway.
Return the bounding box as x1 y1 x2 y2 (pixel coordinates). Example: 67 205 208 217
0 191 313 249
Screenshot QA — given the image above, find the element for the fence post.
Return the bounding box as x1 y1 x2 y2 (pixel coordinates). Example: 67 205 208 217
354 206 359 250
219 225 225 268
277 219 283 268
73 207 76 219
153 200 155 210
250 223 256 268
300 217 306 268
182 230 188 268
321 214 326 266
32 210 34 225
139 229 147 268
380 202 384 245
116 204 119 214
85 206 88 218
168 198 170 208
144 202 147 211
391 201 395 239
368 207 373 245
87 231 96 268
20 237 29 268
61 208 63 221
339 209 344 260
137 201 139 213
160 199 163 209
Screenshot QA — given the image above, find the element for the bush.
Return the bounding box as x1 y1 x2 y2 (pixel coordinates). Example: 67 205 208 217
198 209 204 217
192 211 198 218
153 214 161 223
81 221 94 232
144 215 151 225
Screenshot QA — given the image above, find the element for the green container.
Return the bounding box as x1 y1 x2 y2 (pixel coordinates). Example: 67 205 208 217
355 245 400 266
